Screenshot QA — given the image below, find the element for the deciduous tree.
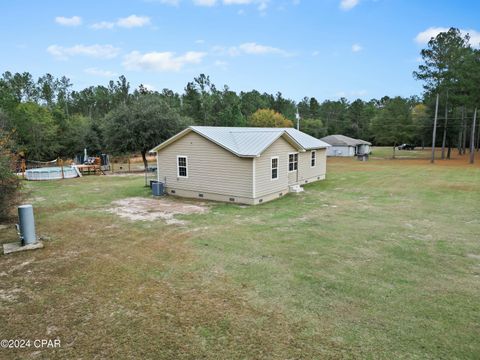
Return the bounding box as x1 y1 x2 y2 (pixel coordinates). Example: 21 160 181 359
249 109 293 128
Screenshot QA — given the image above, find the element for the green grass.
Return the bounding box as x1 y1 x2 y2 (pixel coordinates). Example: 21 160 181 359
370 145 467 160
1 158 479 359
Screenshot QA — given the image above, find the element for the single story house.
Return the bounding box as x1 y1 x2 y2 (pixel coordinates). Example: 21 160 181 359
151 126 331 205
320 134 371 157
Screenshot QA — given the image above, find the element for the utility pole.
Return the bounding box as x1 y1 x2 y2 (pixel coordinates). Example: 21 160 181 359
441 90 448 159
470 108 477 164
431 94 439 163
458 107 464 155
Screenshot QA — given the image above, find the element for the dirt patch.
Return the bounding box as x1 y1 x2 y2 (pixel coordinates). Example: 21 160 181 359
0 288 22 303
106 197 208 225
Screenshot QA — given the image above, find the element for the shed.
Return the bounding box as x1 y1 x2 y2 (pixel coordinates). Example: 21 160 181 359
320 134 371 157
150 126 331 205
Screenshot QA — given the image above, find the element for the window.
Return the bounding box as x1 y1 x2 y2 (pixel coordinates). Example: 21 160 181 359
177 156 188 177
271 157 279 180
288 153 298 172
311 151 316 167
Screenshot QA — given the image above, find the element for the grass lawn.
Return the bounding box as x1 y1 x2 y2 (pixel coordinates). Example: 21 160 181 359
1 155 479 359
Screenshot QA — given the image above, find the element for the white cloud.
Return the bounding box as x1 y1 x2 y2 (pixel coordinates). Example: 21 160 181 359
352 43 363 52
193 0 269 11
90 21 115 30
238 42 285 55
213 42 290 57
224 0 252 4
47 44 121 60
340 0 359 11
84 68 118 77
223 0 269 11
159 0 180 5
414 27 480 48
123 50 206 71
55 16 82 26
117 15 151 28
414 27 448 44
91 15 151 30
193 0 217 5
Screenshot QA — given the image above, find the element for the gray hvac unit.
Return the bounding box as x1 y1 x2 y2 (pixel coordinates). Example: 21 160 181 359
151 181 164 196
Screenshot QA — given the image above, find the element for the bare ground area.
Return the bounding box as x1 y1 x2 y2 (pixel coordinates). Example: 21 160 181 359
106 197 209 225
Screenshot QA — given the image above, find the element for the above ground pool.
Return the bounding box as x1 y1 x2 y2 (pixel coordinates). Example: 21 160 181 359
25 166 79 181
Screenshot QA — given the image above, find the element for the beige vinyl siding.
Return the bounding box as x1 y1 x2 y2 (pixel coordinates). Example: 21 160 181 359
157 132 253 198
288 168 298 185
255 136 296 197
296 149 327 182
287 151 299 185
317 149 327 175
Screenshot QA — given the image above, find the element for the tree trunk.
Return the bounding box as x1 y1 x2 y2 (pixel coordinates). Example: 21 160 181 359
431 94 439 163
457 123 463 155
470 108 477 164
141 150 148 170
392 143 396 159
462 107 467 155
441 91 448 159
476 120 480 152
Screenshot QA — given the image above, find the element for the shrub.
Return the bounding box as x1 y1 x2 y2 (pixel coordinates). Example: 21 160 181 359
0 130 20 220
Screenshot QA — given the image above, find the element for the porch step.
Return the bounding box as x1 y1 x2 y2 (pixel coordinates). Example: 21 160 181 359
289 184 304 193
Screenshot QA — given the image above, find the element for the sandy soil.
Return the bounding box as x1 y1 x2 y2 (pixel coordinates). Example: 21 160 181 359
106 197 208 225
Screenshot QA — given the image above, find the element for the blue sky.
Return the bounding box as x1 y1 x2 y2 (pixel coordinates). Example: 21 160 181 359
1 0 479 102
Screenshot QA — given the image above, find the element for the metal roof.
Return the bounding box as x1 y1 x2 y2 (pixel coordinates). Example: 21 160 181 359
151 126 330 157
320 134 371 147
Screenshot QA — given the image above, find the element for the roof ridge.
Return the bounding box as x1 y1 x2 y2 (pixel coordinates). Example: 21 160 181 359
228 129 283 133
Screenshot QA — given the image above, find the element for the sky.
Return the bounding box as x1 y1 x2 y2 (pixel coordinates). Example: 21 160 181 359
1 0 479 102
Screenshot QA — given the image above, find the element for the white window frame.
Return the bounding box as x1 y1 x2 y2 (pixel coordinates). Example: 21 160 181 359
271 156 279 181
288 152 298 172
177 155 188 178
310 150 316 168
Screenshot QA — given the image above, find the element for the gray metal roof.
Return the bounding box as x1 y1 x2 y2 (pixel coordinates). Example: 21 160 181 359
151 126 330 157
320 134 371 147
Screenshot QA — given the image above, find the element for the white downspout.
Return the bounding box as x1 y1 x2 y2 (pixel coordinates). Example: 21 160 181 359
156 152 160 182
252 157 256 200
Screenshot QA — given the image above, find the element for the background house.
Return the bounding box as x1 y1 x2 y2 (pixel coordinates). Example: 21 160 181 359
151 126 330 205
320 135 371 157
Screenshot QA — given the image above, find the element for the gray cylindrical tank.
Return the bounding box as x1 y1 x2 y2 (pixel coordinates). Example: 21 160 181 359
18 205 37 245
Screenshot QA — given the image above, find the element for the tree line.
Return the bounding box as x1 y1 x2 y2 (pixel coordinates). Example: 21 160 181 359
0 27 479 167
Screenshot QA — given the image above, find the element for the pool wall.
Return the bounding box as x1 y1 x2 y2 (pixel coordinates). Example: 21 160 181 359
25 167 79 181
